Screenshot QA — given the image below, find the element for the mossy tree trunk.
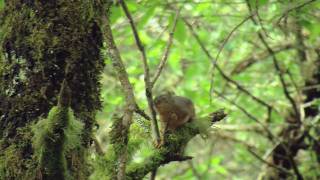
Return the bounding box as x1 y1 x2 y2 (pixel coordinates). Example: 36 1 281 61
0 1 104 179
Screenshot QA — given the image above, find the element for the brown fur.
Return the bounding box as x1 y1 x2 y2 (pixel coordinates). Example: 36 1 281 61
154 93 195 130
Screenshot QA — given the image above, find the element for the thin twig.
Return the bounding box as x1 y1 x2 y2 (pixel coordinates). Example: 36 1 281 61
148 7 181 180
245 0 300 120
259 27 304 180
216 132 292 176
247 148 293 176
147 26 169 50
260 19 300 122
231 43 294 75
216 132 258 150
216 124 264 133
213 89 275 141
213 14 254 71
202 142 215 177
277 0 317 25
209 11 260 102
135 104 152 121
182 17 273 112
245 3 304 179
151 8 181 88
119 0 161 143
254 0 271 38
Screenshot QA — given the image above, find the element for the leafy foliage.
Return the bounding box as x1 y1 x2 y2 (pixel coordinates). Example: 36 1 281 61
97 0 320 179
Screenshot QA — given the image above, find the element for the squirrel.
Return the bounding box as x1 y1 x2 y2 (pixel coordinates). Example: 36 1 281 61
154 92 196 143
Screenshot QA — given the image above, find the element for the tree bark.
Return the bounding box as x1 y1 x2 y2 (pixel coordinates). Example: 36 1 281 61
0 1 104 179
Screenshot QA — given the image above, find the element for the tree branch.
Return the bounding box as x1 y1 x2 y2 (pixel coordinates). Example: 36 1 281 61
126 109 227 179
231 43 294 75
277 0 317 25
213 89 275 141
182 17 273 112
245 2 304 179
151 8 181 88
135 104 152 121
100 5 137 179
246 0 300 121
119 0 161 144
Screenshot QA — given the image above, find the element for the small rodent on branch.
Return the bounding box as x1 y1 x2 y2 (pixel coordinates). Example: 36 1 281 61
154 92 195 133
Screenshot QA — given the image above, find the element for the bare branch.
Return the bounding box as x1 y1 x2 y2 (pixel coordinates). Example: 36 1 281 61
231 43 294 75
100 7 136 180
245 2 304 179
216 124 264 133
217 132 293 176
151 8 181 88
258 19 300 121
119 0 161 144
135 104 152 121
245 0 300 121
253 0 271 38
150 169 157 180
277 0 317 25
213 89 275 141
216 132 258 150
247 148 293 176
214 14 253 70
182 17 273 112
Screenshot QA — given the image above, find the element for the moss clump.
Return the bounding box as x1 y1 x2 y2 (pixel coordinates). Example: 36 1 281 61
124 123 198 180
32 106 84 180
90 115 148 180
0 125 37 180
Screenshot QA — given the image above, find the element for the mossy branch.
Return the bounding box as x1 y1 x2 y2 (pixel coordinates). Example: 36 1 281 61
100 3 137 179
125 109 227 180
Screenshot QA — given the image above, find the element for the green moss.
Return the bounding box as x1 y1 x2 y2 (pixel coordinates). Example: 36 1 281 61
0 125 37 180
124 121 204 180
33 106 68 179
32 106 84 179
91 115 150 180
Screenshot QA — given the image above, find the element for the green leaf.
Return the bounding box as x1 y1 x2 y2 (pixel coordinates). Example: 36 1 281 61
0 0 4 9
249 0 269 7
110 6 122 23
174 19 186 43
138 6 156 28
258 0 268 6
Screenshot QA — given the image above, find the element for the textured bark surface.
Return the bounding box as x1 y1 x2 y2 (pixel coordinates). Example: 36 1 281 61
0 1 104 179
